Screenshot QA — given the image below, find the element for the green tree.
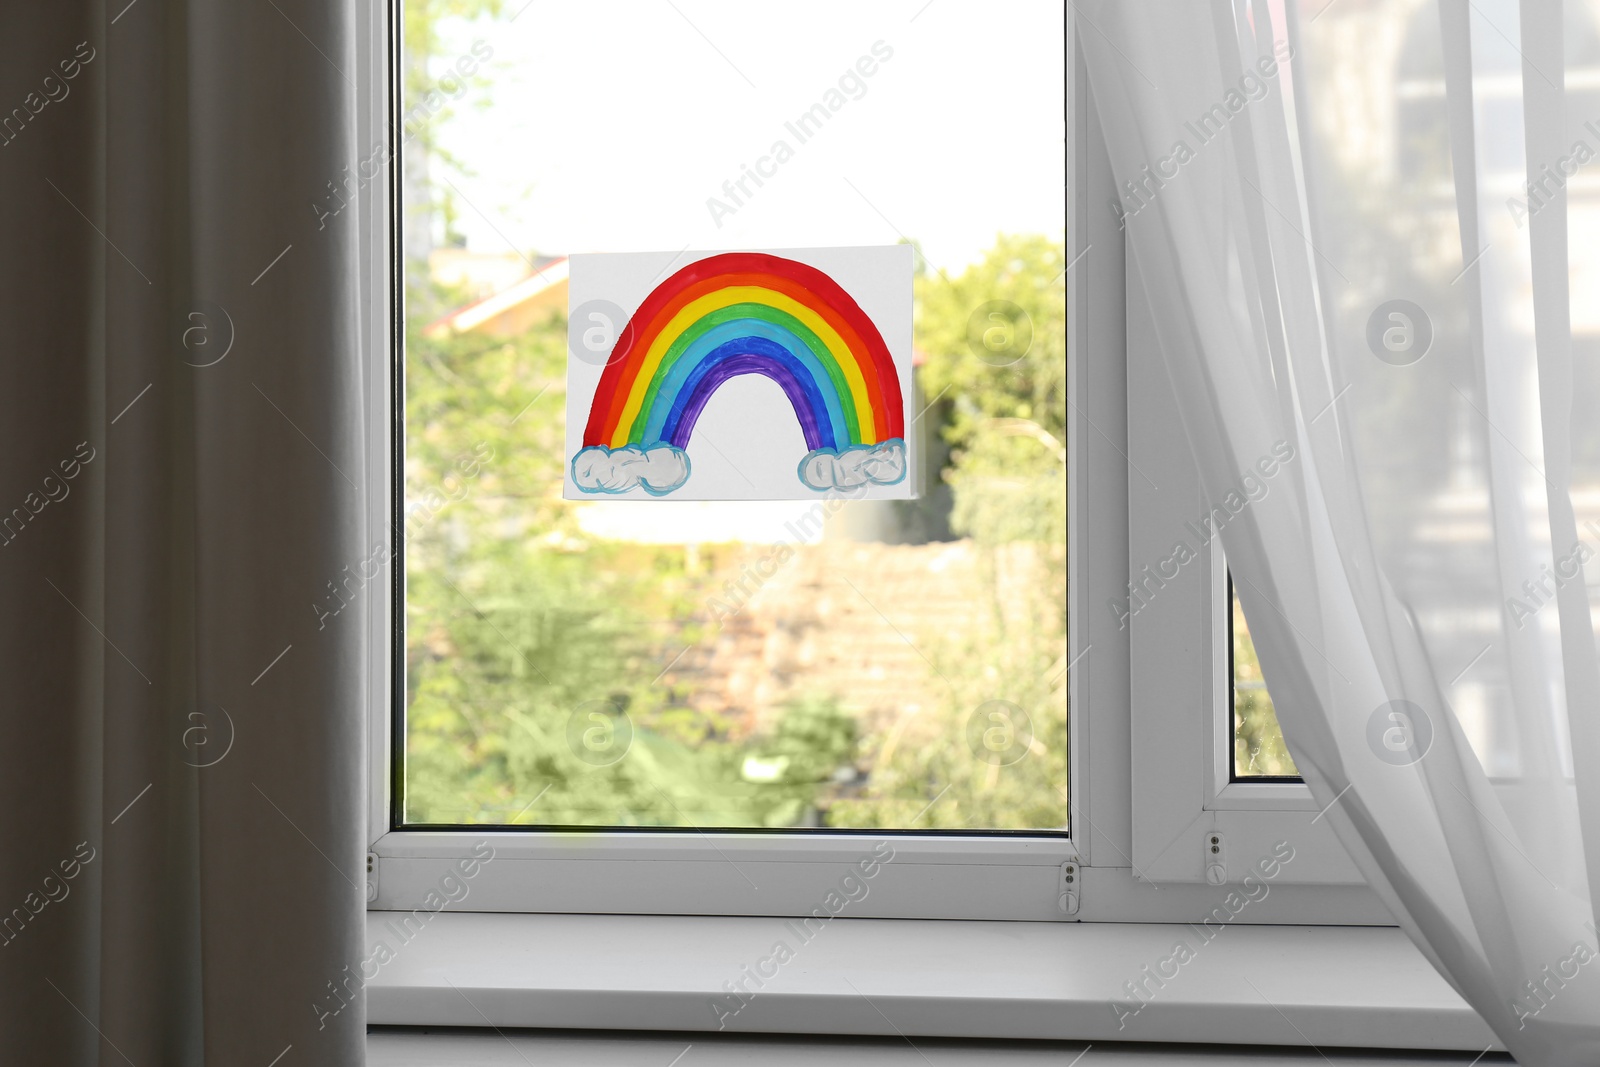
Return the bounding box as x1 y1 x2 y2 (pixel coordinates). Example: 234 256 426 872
915 234 1067 548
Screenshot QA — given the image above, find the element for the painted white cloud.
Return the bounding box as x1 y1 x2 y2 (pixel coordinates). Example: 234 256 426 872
798 439 907 492
571 444 691 495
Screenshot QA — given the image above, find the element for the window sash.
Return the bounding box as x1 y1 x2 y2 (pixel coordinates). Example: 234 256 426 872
1120 187 1363 887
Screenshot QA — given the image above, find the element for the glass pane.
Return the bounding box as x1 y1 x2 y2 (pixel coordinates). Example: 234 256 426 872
1231 578 1297 778
398 1 1067 830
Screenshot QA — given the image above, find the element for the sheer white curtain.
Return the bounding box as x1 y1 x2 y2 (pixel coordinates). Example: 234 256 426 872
1081 0 1600 1062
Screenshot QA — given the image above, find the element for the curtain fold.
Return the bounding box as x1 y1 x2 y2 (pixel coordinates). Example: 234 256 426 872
1081 1 1600 1063
0 2 366 1063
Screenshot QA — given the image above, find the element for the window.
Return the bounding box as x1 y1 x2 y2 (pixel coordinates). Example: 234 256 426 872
394 2 1066 837
362 1 1386 927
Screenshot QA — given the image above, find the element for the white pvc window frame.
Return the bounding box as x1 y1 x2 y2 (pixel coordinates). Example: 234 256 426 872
358 3 1388 927
1124 291 1363 885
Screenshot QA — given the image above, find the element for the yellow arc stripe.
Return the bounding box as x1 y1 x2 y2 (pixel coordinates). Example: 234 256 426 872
609 286 877 449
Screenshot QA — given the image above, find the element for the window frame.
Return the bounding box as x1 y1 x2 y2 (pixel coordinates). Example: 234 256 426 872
360 0 1389 927
1117 149 1366 891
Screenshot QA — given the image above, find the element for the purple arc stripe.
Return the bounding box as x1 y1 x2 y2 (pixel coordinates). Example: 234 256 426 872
667 352 827 451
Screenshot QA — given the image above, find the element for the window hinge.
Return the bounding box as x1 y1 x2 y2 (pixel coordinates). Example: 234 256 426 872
1058 861 1079 915
367 851 379 904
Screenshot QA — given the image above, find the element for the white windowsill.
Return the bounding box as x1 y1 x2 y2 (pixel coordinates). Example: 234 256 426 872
366 1031 1499 1066
366 912 1499 1052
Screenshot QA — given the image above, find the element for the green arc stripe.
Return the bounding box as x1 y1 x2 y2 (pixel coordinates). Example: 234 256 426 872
625 302 860 445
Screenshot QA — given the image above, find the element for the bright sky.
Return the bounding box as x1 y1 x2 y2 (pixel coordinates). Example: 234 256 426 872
429 0 1066 273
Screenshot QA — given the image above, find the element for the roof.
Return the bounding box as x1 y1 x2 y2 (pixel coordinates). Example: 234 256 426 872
423 256 569 338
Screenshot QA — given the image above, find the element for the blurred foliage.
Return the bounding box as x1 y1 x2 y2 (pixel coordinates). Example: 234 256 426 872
826 615 1068 830
915 234 1067 549
1232 586 1297 777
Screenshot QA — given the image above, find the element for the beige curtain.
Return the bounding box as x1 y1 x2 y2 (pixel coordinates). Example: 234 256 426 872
0 1 367 1063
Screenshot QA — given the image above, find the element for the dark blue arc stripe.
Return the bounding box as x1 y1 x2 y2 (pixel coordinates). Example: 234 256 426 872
658 336 836 452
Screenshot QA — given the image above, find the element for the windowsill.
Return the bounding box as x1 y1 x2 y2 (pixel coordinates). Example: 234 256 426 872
366 1031 1500 1066
366 912 1498 1052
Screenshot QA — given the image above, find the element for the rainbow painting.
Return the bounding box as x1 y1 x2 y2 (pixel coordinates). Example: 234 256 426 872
565 248 913 500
